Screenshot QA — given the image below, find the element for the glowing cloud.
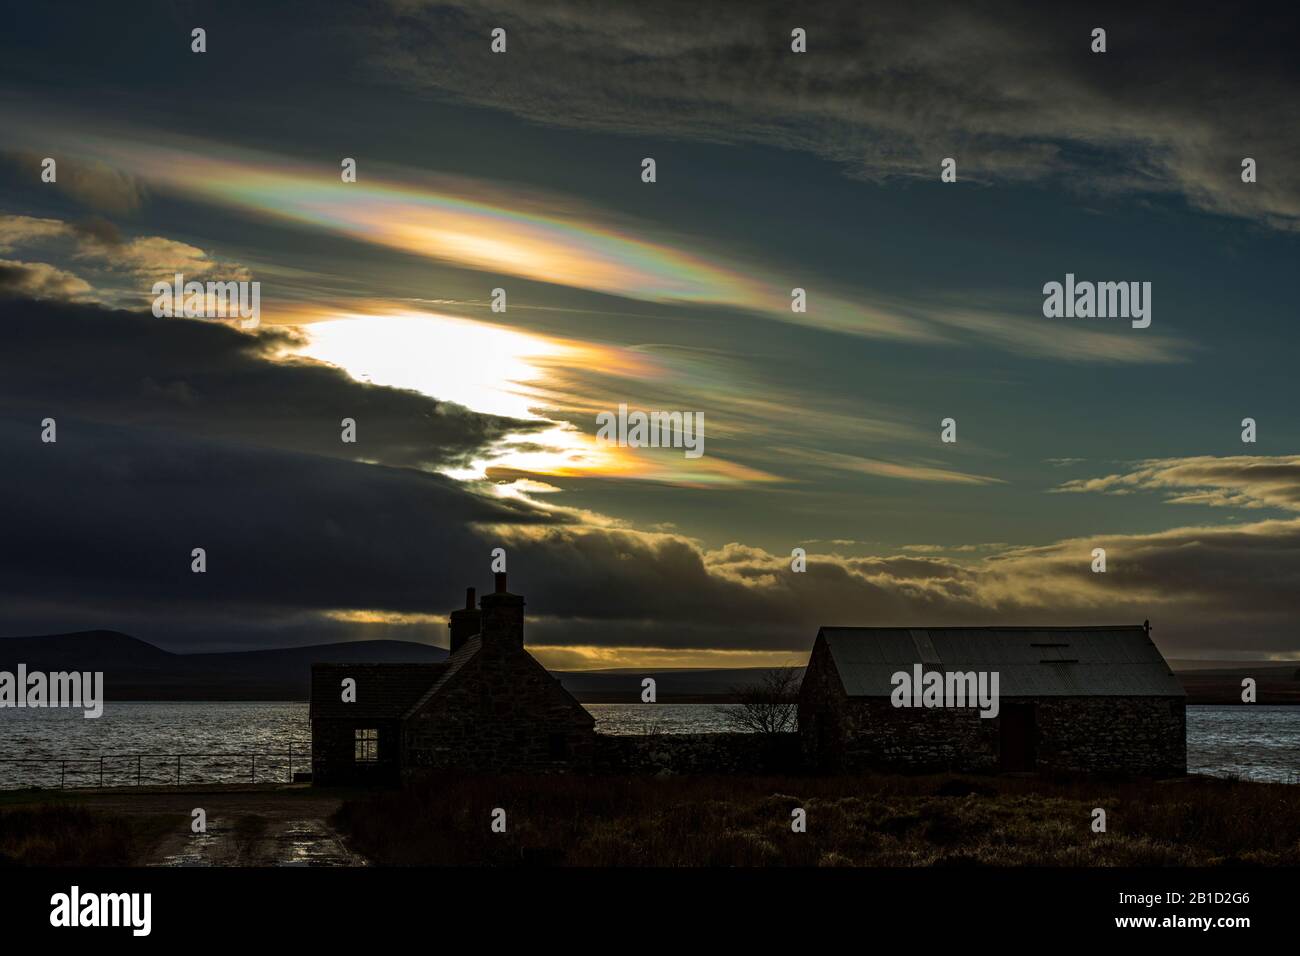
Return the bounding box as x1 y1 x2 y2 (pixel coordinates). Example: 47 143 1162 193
289 305 780 488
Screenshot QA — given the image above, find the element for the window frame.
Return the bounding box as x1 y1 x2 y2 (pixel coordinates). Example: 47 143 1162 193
354 727 380 763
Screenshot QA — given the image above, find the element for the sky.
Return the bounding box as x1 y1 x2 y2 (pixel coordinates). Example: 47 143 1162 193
1 0 1298 666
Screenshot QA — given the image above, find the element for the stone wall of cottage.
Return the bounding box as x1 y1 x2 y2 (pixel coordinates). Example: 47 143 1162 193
830 696 1185 776
593 731 802 775
312 718 402 785
403 643 596 775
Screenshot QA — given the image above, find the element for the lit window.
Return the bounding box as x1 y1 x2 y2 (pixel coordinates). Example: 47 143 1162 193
355 728 379 762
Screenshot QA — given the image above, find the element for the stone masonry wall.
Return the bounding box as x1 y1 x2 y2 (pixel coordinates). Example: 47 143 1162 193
403 641 596 775
312 718 402 785
1036 697 1185 776
797 638 848 771
839 699 998 772
837 696 1186 776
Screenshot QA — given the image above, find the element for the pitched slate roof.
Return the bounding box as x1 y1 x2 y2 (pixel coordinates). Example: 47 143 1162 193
402 635 482 719
310 662 447 718
819 625 1185 698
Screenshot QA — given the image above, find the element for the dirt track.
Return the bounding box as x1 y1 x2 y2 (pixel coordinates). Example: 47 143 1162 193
31 785 368 866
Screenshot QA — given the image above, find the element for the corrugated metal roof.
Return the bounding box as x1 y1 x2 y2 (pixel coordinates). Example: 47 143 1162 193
820 625 1185 698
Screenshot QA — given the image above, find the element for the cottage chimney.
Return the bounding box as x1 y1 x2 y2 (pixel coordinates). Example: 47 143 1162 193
448 586 480 654
480 574 524 646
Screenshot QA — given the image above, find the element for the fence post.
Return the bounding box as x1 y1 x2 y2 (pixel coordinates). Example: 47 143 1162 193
251 753 256 784
99 755 104 788
176 754 181 786
288 744 293 783
60 760 66 789
136 754 142 787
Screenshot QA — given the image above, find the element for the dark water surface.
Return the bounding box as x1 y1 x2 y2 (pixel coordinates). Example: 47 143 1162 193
1 702 1295 788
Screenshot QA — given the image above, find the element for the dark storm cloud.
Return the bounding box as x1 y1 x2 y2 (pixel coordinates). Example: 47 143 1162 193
0 295 568 646
0 413 531 615
3 295 1297 656
501 509 1300 658
372 0 1300 230
0 296 542 472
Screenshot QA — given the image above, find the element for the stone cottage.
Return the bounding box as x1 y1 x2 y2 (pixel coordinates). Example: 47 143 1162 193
799 623 1185 776
310 573 595 784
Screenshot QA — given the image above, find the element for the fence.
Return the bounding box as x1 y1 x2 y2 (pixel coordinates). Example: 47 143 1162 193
0 742 313 790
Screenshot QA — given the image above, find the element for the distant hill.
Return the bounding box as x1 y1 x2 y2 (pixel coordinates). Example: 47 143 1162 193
3 631 1297 703
0 630 779 701
0 630 785 702
0 630 447 700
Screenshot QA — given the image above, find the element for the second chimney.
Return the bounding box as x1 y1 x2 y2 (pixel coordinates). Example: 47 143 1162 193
448 586 480 654
480 574 524 646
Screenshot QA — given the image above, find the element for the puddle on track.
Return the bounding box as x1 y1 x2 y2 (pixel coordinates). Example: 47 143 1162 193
155 817 367 867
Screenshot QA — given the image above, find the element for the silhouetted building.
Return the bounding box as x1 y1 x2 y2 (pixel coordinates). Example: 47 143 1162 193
799 623 1185 776
310 662 443 785
310 574 594 784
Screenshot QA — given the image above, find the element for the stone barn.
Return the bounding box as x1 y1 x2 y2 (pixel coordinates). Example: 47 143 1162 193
799 624 1185 777
310 573 595 784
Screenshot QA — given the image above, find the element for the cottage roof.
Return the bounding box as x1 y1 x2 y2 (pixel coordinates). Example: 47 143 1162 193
818 625 1185 698
310 662 447 718
401 635 482 719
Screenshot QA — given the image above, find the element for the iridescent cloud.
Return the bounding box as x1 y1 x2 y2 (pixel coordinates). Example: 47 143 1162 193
14 123 938 343
72 139 761 299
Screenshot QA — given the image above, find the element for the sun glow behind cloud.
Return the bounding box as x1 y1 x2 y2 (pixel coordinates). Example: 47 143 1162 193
290 307 777 488
298 310 574 420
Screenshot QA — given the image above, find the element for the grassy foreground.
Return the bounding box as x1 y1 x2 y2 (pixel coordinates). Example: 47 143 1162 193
334 772 1300 866
0 785 346 865
0 803 180 866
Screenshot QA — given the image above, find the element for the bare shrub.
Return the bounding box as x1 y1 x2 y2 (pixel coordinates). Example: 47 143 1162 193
716 666 800 735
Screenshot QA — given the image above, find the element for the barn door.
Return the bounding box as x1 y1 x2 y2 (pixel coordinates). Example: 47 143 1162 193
999 704 1037 772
